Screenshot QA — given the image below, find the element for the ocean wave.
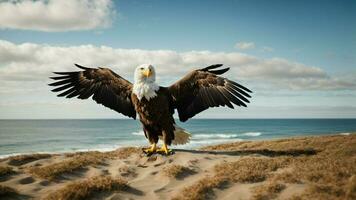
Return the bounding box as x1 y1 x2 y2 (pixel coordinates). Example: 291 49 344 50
193 132 262 139
193 133 239 139
132 131 239 139
131 131 144 136
242 132 262 137
0 153 24 159
73 147 119 152
339 132 351 136
190 138 243 144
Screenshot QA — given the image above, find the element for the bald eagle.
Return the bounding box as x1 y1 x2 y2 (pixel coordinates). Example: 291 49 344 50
49 64 252 155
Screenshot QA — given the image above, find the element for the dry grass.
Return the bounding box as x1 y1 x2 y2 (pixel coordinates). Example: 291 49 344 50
28 147 140 180
0 166 15 177
173 157 290 200
0 185 18 197
180 134 356 200
346 175 356 200
1 135 354 199
28 152 105 180
44 176 128 200
113 147 141 159
172 176 228 200
287 175 355 200
201 134 355 154
270 137 355 199
163 164 195 179
272 171 302 184
7 153 51 166
252 181 286 200
214 157 290 183
299 183 345 200
65 147 140 159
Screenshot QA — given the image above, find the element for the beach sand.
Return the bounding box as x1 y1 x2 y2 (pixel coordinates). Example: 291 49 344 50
0 134 355 200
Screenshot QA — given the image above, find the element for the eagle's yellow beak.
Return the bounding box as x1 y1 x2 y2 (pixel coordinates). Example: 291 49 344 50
142 69 152 77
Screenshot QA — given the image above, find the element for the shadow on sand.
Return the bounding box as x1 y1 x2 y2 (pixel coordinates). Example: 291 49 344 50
173 148 317 157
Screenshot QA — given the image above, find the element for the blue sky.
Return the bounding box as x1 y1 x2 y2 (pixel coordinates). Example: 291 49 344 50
0 0 355 119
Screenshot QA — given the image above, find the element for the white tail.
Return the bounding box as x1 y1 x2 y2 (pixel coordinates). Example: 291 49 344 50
158 125 191 145
172 124 191 145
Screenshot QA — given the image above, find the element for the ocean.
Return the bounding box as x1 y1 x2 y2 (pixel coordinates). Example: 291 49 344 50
0 119 355 158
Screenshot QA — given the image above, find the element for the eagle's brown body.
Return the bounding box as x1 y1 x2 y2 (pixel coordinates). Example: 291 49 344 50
131 87 175 145
49 64 252 154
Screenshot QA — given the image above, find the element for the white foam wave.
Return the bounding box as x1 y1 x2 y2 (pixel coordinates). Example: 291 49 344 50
242 132 262 137
193 133 239 139
339 132 351 136
0 153 24 159
73 147 118 152
193 132 262 139
0 151 62 159
131 130 144 136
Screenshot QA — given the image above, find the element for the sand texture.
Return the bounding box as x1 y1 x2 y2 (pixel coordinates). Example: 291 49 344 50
0 134 355 200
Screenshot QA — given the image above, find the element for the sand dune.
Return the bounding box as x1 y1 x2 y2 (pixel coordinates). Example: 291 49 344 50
0 134 355 200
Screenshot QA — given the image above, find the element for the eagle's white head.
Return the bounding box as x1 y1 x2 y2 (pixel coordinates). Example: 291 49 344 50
133 64 159 101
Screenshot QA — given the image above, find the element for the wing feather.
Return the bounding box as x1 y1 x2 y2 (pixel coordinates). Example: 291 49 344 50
49 64 136 119
168 64 252 122
51 83 74 92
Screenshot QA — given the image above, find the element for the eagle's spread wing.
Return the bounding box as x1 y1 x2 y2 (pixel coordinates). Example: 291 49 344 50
49 64 136 119
168 64 252 122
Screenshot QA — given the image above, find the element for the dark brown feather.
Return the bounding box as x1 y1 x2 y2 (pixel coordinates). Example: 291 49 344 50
49 64 136 119
168 64 252 122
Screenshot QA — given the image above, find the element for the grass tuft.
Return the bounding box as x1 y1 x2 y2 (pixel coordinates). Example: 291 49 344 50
252 181 286 200
0 166 15 177
28 152 104 180
173 157 289 199
0 185 18 197
28 147 140 180
172 176 227 200
163 164 195 179
272 171 302 184
346 175 356 200
44 176 128 200
301 183 345 199
7 154 51 166
214 157 289 183
113 147 141 159
65 147 140 160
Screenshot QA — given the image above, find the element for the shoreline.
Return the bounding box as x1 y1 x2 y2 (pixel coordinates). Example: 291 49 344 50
1 134 355 199
0 131 353 159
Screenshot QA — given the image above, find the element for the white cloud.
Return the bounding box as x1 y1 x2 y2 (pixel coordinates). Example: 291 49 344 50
0 0 114 32
237 58 327 79
0 40 355 91
234 42 255 50
1 40 355 119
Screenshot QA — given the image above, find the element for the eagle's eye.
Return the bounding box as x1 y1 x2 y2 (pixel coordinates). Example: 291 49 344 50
140 67 144 70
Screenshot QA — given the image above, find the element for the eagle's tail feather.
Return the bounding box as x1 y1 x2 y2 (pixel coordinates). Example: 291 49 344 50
172 124 191 145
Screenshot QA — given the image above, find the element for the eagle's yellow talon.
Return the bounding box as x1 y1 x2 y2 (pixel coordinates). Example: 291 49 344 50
143 143 156 154
143 148 155 154
156 143 173 155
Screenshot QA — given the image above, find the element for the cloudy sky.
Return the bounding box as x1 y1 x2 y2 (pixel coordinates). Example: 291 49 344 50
0 0 355 119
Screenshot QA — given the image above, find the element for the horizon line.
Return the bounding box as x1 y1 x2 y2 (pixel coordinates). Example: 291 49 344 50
1 118 356 120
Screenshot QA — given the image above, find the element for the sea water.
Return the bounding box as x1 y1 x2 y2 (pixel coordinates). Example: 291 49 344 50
0 119 355 157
